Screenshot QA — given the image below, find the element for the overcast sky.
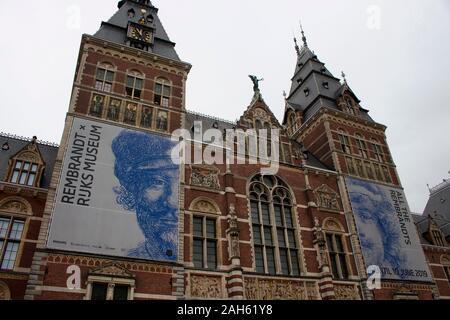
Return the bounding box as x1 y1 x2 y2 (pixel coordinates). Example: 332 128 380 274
0 0 449 213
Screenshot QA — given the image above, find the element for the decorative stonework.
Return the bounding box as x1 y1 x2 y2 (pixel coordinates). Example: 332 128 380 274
323 218 344 233
314 185 341 211
190 198 219 214
190 166 220 190
244 278 320 300
252 108 271 123
190 275 224 299
227 204 240 260
313 217 329 269
17 151 40 163
334 284 361 300
441 254 450 265
89 262 135 279
47 254 173 274
0 197 32 214
0 281 11 300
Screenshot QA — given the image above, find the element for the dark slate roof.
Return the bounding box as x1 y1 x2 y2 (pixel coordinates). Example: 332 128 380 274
291 140 331 171
94 0 180 61
413 180 450 247
185 111 236 135
185 111 332 172
424 180 450 222
285 43 375 125
413 213 450 247
0 134 59 189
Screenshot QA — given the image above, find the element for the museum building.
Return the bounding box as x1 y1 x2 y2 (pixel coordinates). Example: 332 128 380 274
0 0 442 300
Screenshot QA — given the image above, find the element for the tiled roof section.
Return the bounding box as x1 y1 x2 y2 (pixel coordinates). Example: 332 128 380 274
0 133 59 189
413 213 450 247
94 0 180 61
424 180 450 224
286 41 375 125
185 111 236 135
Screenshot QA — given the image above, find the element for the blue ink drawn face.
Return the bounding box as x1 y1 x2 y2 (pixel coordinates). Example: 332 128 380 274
111 130 179 261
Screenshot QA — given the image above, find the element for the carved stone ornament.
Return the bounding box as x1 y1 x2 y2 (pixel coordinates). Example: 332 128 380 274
190 166 220 190
323 219 344 233
252 108 271 123
0 199 30 214
0 282 11 300
313 217 329 268
227 204 240 260
191 199 218 214
90 262 134 279
314 185 341 211
244 278 320 300
334 284 361 300
190 275 224 299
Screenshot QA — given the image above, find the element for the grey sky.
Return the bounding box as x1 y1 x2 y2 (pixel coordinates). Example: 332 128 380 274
0 0 449 213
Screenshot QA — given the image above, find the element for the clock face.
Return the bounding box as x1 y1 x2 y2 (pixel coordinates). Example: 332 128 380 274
129 26 152 44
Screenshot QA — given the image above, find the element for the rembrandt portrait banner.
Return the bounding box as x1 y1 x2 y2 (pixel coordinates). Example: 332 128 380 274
48 117 180 262
346 177 432 282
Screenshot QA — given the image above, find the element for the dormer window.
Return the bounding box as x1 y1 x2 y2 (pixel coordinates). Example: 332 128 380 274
298 63 304 68
321 68 327 73
10 161 38 186
212 121 219 129
128 9 135 19
304 88 310 97
147 14 154 24
297 78 303 84
322 81 329 89
7 138 44 188
431 228 447 247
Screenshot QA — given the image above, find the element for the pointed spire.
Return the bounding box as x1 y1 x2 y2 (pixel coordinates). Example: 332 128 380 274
300 21 308 48
294 37 301 56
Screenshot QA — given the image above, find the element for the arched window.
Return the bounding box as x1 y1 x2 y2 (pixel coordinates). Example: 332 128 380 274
95 63 115 93
249 175 300 276
189 199 220 270
126 70 144 100
154 78 171 107
323 219 350 280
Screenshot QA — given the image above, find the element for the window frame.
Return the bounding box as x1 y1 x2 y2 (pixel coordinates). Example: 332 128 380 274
9 160 40 187
154 78 171 108
355 134 369 159
249 175 301 276
125 71 144 100
325 232 350 280
192 215 218 270
338 131 352 154
95 64 115 93
86 277 135 301
0 216 25 271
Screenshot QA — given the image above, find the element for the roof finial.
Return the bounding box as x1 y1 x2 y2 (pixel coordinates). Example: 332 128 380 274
300 21 308 48
341 71 347 84
294 36 301 56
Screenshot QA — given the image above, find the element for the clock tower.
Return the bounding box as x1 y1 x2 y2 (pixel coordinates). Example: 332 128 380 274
24 0 191 300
